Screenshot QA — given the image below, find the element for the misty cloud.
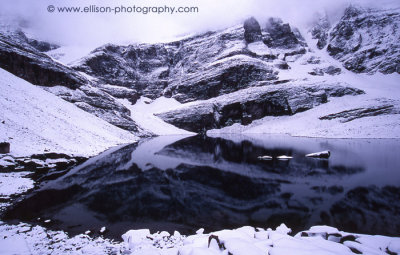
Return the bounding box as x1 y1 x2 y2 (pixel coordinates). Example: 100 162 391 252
1 0 399 47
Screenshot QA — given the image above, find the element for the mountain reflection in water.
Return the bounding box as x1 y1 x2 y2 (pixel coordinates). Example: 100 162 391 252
4 134 400 239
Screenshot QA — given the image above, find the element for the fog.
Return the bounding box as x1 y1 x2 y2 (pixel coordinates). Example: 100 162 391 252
1 0 399 47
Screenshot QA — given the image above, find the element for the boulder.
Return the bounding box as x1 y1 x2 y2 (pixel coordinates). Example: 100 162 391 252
323 66 342 75
0 142 10 154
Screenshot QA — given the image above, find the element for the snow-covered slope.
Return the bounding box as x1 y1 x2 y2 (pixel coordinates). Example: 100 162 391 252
119 97 195 136
0 68 137 157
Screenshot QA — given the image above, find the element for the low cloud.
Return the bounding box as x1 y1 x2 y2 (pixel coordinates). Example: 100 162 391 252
1 0 399 47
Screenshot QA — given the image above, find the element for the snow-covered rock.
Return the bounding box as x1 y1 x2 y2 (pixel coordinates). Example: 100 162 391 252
0 31 85 89
156 82 363 133
327 6 400 74
310 14 331 50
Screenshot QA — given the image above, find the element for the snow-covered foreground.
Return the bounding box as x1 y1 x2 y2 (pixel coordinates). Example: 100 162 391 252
1 221 399 255
0 68 137 157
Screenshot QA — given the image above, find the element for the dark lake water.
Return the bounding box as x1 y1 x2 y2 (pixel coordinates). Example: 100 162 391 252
4 134 400 239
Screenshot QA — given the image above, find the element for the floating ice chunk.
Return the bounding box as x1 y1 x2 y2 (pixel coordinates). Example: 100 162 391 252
257 155 273 160
306 150 331 158
277 155 293 160
255 231 269 240
44 219 51 223
159 231 170 237
85 230 91 235
100 227 106 233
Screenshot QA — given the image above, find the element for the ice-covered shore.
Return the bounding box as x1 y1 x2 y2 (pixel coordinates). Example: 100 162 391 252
1 220 399 255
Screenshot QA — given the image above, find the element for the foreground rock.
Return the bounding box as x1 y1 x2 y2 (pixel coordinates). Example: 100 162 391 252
156 82 364 133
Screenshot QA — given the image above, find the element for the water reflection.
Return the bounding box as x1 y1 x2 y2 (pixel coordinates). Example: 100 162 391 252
4 135 400 238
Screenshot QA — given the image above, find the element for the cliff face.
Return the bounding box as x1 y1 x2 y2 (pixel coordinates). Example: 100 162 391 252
0 5 399 135
71 18 308 103
0 30 144 134
327 6 400 74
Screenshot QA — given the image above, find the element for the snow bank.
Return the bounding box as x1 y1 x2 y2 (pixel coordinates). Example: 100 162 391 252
0 172 33 200
121 224 400 255
0 68 137 157
0 222 124 255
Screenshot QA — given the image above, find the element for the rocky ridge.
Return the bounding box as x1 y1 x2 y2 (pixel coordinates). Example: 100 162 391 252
71 18 307 103
0 29 144 134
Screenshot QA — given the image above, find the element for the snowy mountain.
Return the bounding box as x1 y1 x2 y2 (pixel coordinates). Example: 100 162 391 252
1 3 400 255
1 5 399 139
64 5 399 137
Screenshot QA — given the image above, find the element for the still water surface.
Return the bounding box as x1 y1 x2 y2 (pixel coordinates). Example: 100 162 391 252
4 134 400 239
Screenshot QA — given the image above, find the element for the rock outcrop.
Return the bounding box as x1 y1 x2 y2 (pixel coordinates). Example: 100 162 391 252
319 100 400 122
0 33 86 89
263 18 305 49
243 17 262 43
165 55 278 103
156 83 364 133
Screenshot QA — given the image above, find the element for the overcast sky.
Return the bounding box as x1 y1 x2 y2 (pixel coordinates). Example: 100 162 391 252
1 0 399 47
